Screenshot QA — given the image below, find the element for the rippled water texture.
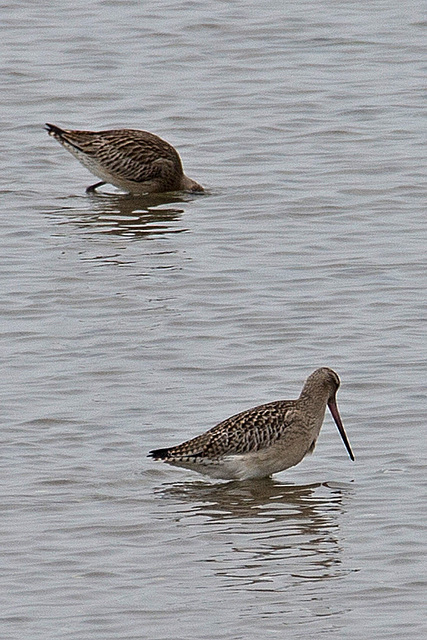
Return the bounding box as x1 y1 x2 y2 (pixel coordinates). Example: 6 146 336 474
1 1 426 639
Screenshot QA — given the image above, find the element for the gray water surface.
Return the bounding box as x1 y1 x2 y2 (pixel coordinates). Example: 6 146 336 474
1 1 426 639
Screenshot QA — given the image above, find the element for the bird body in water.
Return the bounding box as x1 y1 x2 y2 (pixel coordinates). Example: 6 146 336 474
45 123 204 195
149 368 354 480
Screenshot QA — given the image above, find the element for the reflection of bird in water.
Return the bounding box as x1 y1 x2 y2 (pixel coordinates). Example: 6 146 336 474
149 368 354 480
156 478 350 533
56 189 193 239
157 478 326 521
154 479 350 580
46 123 204 195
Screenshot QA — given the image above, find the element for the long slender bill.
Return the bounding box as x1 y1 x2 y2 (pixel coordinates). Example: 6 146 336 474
327 398 355 461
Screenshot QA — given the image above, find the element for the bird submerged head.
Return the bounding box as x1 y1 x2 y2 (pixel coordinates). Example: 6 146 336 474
180 175 204 192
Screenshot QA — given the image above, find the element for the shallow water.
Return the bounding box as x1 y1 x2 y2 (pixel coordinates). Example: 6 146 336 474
1 1 426 639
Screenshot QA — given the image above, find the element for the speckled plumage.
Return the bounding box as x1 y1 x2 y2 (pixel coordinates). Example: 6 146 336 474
45 123 204 195
149 368 354 480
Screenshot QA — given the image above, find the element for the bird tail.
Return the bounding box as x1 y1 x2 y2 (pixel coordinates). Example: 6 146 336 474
148 447 171 460
45 122 66 138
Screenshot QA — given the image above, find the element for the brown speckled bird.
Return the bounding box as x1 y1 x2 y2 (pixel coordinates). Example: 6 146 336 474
45 123 204 195
149 368 354 480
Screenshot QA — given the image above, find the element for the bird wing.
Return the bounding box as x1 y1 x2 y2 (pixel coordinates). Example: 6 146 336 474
169 401 299 460
55 129 180 183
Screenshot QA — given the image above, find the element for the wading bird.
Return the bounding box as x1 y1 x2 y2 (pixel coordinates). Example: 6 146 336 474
149 367 354 480
46 123 204 195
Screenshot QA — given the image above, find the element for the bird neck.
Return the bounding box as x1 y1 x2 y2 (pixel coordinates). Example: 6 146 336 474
297 383 329 419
